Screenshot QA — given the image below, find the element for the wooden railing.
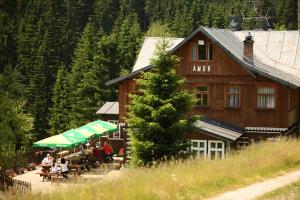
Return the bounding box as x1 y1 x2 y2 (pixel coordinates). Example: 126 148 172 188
0 171 13 191
0 171 31 194
12 179 31 194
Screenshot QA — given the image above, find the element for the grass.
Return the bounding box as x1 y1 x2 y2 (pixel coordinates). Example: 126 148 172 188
11 138 300 200
256 180 300 200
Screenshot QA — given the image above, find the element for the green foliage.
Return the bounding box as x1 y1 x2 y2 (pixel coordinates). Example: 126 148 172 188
0 66 33 146
127 41 195 166
273 23 287 31
146 21 174 37
49 65 70 135
0 144 27 170
0 66 33 169
117 13 142 75
68 22 100 128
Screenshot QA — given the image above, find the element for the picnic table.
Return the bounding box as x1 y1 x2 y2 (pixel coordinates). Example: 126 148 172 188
36 164 52 181
40 164 52 173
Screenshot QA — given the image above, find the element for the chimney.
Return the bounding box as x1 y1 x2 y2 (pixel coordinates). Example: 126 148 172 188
243 32 254 64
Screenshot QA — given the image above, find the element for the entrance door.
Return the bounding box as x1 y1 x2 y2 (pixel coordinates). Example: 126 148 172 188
208 140 225 159
191 140 207 158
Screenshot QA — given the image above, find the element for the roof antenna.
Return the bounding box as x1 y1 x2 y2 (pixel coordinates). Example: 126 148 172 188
240 0 273 30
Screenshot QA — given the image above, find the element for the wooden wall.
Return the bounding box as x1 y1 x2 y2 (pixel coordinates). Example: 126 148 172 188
118 32 300 129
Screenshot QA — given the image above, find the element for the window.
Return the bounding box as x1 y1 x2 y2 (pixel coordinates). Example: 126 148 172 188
195 86 208 107
198 40 206 60
257 87 275 109
191 140 207 158
227 86 240 107
208 140 225 159
191 41 213 61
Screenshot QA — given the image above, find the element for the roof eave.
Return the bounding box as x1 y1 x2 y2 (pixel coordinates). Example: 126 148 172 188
105 65 152 86
195 127 235 142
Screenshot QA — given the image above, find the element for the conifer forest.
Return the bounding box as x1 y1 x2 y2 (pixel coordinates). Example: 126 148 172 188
0 0 298 158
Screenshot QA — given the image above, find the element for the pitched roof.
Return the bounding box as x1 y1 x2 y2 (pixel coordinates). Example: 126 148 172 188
194 118 243 142
106 27 300 88
106 37 183 85
132 37 184 72
96 102 119 115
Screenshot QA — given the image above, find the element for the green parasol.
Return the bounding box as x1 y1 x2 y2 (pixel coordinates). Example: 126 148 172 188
83 120 118 136
33 134 82 148
74 126 97 138
62 129 88 143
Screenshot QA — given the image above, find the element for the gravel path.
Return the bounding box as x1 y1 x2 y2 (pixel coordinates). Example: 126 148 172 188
206 170 300 200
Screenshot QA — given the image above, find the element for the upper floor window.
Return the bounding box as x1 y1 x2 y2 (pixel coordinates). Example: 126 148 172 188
192 40 213 61
227 86 240 108
195 86 208 107
257 87 275 109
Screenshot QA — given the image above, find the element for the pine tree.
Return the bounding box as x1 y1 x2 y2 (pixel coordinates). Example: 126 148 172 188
91 0 119 34
127 41 195 166
171 0 193 37
95 33 120 100
49 65 70 135
117 13 142 75
68 22 108 128
0 0 17 73
0 65 33 148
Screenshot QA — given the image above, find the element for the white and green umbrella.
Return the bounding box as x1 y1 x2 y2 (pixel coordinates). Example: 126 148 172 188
33 134 82 148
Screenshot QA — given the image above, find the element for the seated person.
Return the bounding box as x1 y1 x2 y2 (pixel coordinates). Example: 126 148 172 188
50 161 58 175
102 141 114 162
92 146 102 161
41 154 53 165
60 158 69 179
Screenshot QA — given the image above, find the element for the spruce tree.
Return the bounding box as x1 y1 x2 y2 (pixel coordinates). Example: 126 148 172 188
117 13 142 75
49 65 70 135
127 41 195 166
68 22 110 128
0 66 33 148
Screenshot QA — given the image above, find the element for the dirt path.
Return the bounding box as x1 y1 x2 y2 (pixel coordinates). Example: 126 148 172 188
206 170 300 200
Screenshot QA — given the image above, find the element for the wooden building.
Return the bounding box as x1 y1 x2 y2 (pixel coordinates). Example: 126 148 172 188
106 27 300 159
96 101 119 123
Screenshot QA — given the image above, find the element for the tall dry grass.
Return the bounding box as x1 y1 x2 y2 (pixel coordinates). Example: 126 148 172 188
19 138 300 200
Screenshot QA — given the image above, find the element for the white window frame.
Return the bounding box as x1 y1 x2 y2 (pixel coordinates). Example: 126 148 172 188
208 140 225 159
191 140 207 158
107 120 120 139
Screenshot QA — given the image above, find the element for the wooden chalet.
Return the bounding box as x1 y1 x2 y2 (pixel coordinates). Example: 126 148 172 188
106 26 300 159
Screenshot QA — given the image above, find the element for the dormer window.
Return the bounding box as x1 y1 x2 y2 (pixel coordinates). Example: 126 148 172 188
192 40 213 61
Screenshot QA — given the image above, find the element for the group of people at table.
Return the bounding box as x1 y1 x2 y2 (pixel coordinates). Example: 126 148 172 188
39 139 114 181
40 154 69 179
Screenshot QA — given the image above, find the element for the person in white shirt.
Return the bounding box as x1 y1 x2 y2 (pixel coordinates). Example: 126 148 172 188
41 154 53 165
50 162 58 174
60 158 69 179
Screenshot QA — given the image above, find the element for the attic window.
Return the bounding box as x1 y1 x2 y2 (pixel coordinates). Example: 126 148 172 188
198 41 206 60
192 41 213 61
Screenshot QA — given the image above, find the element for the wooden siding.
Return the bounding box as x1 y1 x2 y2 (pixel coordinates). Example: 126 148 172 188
118 32 300 129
